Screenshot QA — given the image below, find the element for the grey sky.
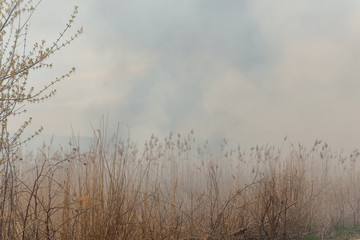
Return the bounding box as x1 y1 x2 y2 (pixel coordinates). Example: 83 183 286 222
9 0 360 151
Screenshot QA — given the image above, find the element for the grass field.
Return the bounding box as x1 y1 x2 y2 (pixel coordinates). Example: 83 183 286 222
1 128 360 239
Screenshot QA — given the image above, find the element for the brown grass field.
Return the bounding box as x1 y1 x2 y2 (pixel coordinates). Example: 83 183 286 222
1 128 360 239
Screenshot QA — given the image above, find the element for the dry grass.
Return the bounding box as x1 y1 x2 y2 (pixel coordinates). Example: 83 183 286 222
1 130 360 239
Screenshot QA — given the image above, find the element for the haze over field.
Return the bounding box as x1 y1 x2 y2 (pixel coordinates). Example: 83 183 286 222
4 1 360 238
11 0 360 151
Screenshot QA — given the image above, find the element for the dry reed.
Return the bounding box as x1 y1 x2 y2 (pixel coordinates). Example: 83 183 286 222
0 130 359 239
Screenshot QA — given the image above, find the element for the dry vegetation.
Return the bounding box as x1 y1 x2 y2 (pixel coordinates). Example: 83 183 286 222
3 2 360 238
2 2 359 238
0 128 360 240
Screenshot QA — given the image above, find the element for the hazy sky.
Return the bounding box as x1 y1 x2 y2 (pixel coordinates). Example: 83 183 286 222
10 0 360 151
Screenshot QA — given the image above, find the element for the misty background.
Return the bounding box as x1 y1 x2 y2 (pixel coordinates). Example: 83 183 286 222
9 0 360 152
